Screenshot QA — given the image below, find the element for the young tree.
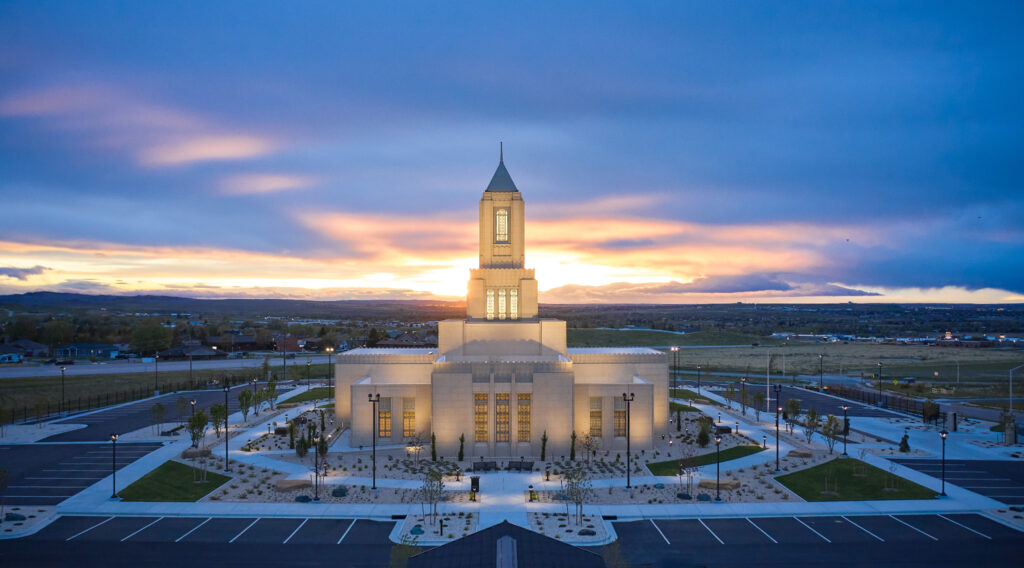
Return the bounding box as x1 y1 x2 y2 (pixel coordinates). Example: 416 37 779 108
540 430 548 461
676 409 682 432
265 379 278 410
209 403 227 438
0 466 8 520
149 402 167 434
753 392 765 421
458 433 465 462
253 388 265 416
697 422 710 448
785 398 801 434
821 414 840 454
899 433 911 453
261 356 271 382
804 408 819 444
0 406 11 437
581 434 600 466
175 397 189 425
238 390 253 423
569 430 577 461
419 468 445 525
430 432 437 462
288 421 296 449
563 466 592 525
295 436 309 459
188 409 208 448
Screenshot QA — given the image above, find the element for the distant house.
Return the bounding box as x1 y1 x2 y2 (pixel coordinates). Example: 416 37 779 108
11 339 49 357
274 336 301 353
158 344 223 360
208 334 261 352
55 342 120 360
0 344 24 363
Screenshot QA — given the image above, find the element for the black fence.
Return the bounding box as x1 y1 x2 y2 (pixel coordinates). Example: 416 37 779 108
819 385 927 416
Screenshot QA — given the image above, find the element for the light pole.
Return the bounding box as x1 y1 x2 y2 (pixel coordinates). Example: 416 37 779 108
877 362 883 404
740 376 747 415
818 353 824 391
189 398 197 417
1010 365 1024 419
939 429 948 496
773 383 782 418
714 434 722 502
841 404 849 456
154 353 160 395
670 346 679 392
326 347 335 400
775 406 781 472
281 338 287 382
697 364 702 395
623 392 635 489
110 433 119 498
306 360 311 391
223 385 231 472
313 434 321 501
368 393 380 490
60 366 66 416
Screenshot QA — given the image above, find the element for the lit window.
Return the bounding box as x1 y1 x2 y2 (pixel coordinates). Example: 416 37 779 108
403 397 415 438
496 393 510 442
378 397 392 438
486 289 495 320
517 393 531 442
474 393 488 442
495 208 509 243
614 397 626 437
498 289 507 320
509 288 518 320
589 397 603 437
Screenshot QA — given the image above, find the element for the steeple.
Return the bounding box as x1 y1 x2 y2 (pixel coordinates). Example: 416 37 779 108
486 143 518 192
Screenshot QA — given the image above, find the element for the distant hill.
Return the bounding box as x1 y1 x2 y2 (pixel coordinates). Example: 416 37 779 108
0 291 465 320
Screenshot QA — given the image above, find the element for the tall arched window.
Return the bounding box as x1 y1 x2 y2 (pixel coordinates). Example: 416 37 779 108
498 289 507 320
509 288 518 320
494 208 509 243
486 289 495 320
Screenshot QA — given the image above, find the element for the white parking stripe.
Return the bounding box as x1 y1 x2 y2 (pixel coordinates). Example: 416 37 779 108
794 518 831 543
121 518 164 541
175 518 211 542
337 520 356 544
889 516 938 541
230 519 261 543
841 516 884 542
283 519 308 544
9 485 92 489
747 518 777 543
937 515 992 539
649 519 671 545
66 517 113 541
698 519 724 545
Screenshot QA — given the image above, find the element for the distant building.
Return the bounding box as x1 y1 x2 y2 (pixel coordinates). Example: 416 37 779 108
10 339 49 357
56 342 119 360
157 345 223 360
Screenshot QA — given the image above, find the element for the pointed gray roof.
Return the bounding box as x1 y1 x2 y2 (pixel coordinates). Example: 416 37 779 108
486 158 518 192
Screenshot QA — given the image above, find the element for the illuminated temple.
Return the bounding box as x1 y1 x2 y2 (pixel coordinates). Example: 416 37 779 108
334 155 668 457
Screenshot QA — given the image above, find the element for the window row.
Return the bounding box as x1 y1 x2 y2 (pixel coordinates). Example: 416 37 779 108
375 397 417 439
588 396 628 438
485 288 519 320
474 392 531 443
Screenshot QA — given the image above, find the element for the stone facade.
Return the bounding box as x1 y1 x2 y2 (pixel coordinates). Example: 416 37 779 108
334 156 667 458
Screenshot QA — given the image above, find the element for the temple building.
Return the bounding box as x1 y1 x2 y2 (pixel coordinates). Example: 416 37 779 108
334 154 668 458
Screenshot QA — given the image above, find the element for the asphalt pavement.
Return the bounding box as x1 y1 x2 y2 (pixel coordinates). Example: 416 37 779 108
0 354 332 379
891 459 1024 506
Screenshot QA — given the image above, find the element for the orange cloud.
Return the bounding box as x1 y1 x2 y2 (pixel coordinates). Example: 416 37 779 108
220 173 318 195
139 135 276 167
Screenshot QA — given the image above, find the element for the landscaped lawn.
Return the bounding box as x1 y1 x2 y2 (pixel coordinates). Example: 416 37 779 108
646 445 764 475
118 460 231 502
775 458 937 501
670 401 700 413
285 387 333 403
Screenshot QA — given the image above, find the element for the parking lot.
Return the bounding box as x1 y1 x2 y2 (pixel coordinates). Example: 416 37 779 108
616 513 1020 548
0 442 164 506
25 515 395 546
892 459 1024 505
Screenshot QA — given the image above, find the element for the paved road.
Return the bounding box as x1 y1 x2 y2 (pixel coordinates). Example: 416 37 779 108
0 354 333 379
603 513 1023 567
687 382 901 419
891 459 1024 506
0 443 163 506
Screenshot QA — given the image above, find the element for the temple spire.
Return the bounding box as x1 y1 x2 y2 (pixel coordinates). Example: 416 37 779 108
500 141 503 163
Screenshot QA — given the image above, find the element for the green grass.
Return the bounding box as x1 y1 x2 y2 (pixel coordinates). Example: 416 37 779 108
646 445 764 475
285 387 333 403
118 460 231 502
775 458 937 501
566 329 779 347
670 401 699 413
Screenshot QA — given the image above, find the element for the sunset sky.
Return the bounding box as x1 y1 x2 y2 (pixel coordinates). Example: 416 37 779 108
0 2 1021 304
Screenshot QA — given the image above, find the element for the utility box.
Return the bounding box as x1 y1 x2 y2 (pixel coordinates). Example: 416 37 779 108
471 476 480 493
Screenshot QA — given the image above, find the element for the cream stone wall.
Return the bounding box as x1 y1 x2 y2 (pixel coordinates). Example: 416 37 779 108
333 350 433 424
437 320 566 358
349 382 432 448
478 191 525 268
572 382 655 453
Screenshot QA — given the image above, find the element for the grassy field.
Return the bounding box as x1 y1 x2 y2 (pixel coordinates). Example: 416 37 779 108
647 445 764 475
285 387 333 403
670 401 700 413
567 329 782 348
775 457 937 501
118 460 231 502
0 362 333 412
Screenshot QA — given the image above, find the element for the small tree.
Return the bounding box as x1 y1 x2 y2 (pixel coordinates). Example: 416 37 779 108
0 406 11 437
785 398 801 434
922 400 940 424
697 422 710 448
262 356 271 382
0 466 8 519
238 390 253 423
209 403 227 438
406 433 424 464
581 433 600 466
541 430 548 461
431 432 437 462
569 430 577 461
458 433 465 462
295 436 309 459
288 421 296 449
149 402 167 434
821 414 840 454
320 409 326 432
753 392 765 421
419 468 445 525
188 409 208 448
563 466 592 525
898 433 911 453
804 408 819 443
175 397 189 425
265 379 278 410
676 409 682 431
389 534 421 568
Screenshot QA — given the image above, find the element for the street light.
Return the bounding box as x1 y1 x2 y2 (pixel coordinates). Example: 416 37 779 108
623 392 635 489
326 347 335 400
714 434 722 502
313 434 321 501
939 429 948 496
773 383 782 418
59 366 66 416
877 362 883 404
775 406 782 472
697 364 702 395
110 433 119 499
368 393 381 490
841 405 849 456
740 377 747 415
154 353 160 396
188 350 194 389
223 385 231 472
189 398 197 417
670 346 679 392
818 353 824 391
306 360 311 391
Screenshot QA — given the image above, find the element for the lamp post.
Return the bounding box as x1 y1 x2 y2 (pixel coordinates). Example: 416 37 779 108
818 353 824 391
154 353 160 396
368 393 380 490
775 406 781 472
59 366 66 416
251 377 258 395
1010 365 1024 419
326 347 335 400
877 362 883 404
306 360 311 391
313 434 321 501
110 433 119 498
622 392 635 489
670 346 679 392
714 434 722 502
773 383 782 418
697 364 702 395
740 376 747 415
189 398 196 417
841 405 849 456
223 385 231 472
939 429 948 496
281 339 287 382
